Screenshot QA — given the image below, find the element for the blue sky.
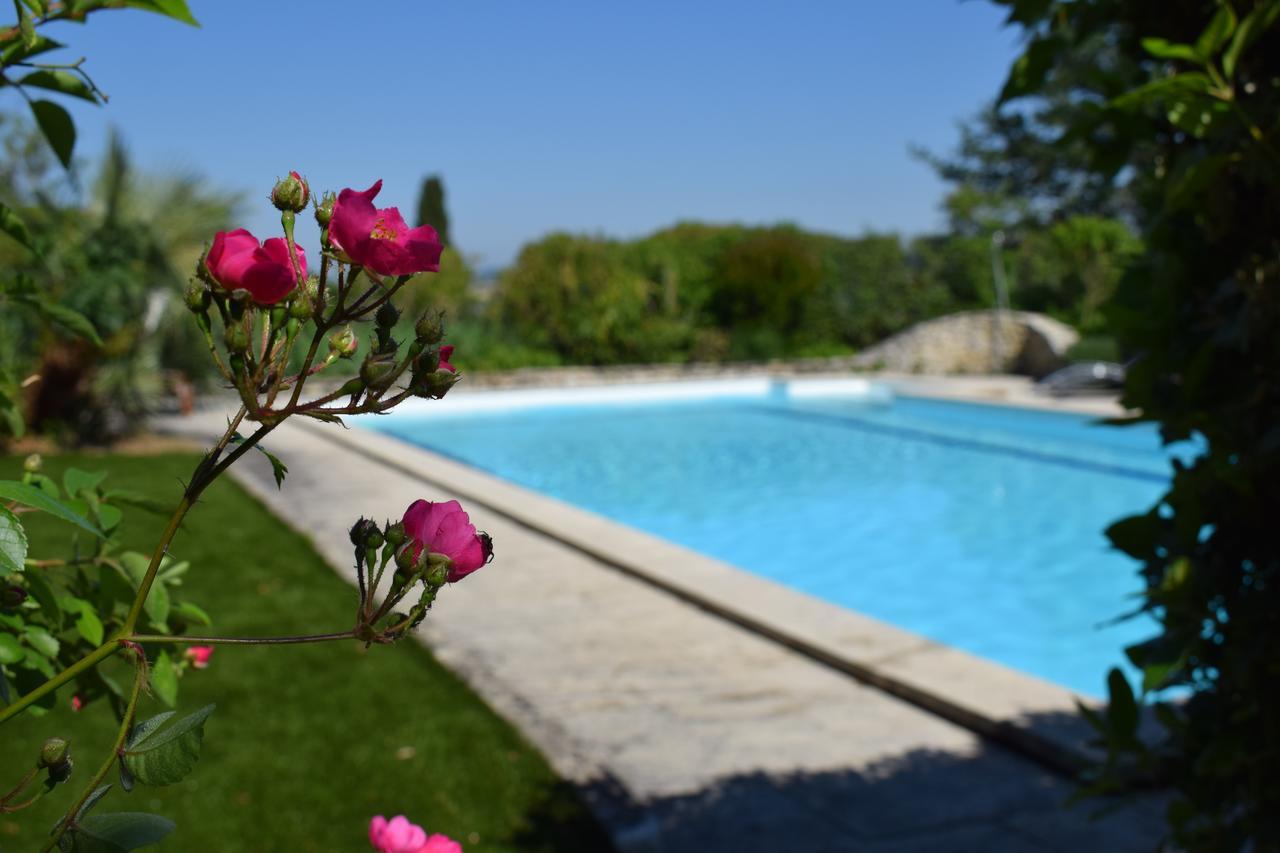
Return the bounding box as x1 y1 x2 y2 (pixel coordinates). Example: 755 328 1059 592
40 2 1022 269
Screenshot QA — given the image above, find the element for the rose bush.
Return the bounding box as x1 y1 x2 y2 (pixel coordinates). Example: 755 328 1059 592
330 180 444 276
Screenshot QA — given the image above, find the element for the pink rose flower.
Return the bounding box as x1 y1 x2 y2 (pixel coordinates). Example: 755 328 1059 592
205 228 307 305
185 646 214 669
439 345 456 373
369 815 461 853
329 180 443 277
421 834 463 853
403 499 492 582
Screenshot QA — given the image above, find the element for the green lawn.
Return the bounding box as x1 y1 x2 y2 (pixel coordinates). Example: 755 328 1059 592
0 452 609 852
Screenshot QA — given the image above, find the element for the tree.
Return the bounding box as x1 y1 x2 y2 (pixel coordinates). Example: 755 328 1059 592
415 174 452 247
992 0 1280 847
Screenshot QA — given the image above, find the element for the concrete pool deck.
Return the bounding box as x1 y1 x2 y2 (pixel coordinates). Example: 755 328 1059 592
153 376 1163 851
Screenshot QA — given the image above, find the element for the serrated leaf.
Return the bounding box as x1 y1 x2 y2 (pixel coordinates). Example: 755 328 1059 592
122 703 214 786
0 481 103 537
71 812 175 852
0 632 24 664
63 468 108 501
149 651 177 708
30 99 76 169
0 200 38 254
255 445 288 488
127 711 176 748
24 625 59 657
0 505 27 574
19 69 99 103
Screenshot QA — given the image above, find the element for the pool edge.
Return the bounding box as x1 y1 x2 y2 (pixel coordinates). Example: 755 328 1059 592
307 416 1108 777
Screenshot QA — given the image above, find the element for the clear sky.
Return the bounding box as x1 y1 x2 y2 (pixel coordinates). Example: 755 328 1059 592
40 1 1022 269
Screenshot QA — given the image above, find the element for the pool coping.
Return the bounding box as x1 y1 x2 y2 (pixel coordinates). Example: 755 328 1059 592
299 409 1112 777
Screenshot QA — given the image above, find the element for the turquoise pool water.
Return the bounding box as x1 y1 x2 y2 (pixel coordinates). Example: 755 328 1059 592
368 387 1179 697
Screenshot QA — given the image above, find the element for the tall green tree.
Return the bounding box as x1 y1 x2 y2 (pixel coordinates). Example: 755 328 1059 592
415 174 452 247
993 1 1280 847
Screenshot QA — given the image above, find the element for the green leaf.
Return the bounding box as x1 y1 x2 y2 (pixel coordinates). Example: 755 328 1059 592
33 300 102 345
0 481 104 538
170 601 211 627
0 200 38 255
1105 667 1139 742
121 703 214 786
24 625 59 658
63 468 108 501
1223 0 1280 78
24 569 62 628
119 553 170 627
1195 4 1237 58
71 812 175 852
96 503 123 533
19 69 99 103
69 599 104 646
999 35 1062 103
149 651 177 708
0 505 27 574
257 446 288 488
29 99 76 169
1110 72 1213 111
0 389 24 438
0 33 62 64
127 711 176 748
102 490 168 515
26 473 59 498
1140 38 1203 63
76 785 112 822
124 0 198 25
0 632 24 665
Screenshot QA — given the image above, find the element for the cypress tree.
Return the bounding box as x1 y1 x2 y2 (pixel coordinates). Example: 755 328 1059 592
415 175 452 248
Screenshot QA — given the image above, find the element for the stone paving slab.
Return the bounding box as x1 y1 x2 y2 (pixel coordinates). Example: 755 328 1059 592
153 408 1164 852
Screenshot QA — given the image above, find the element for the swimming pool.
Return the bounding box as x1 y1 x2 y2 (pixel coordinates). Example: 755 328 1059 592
365 381 1179 697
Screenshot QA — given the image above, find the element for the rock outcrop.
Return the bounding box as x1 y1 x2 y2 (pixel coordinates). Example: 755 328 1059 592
853 310 1079 378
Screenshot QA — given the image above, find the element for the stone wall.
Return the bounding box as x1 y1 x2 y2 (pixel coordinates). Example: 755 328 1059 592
851 310 1078 378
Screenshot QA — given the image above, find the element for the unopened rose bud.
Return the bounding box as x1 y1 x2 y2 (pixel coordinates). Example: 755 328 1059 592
289 281 314 320
313 191 335 227
2 585 27 608
425 552 453 587
349 517 383 549
271 171 310 213
375 302 401 330
328 327 358 360
415 311 445 345
384 521 406 549
360 353 399 392
23 453 41 474
38 737 70 771
417 368 461 400
184 277 211 313
224 323 250 354
394 542 423 574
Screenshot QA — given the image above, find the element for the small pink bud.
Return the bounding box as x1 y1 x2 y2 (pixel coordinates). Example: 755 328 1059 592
185 646 214 669
70 695 84 712
271 170 310 213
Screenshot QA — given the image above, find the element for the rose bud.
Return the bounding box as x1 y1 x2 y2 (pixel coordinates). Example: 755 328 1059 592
224 322 250 354
328 327 359 360
350 517 382 548
271 171 310 213
375 302 401 331
38 737 70 770
184 646 214 669
384 521 406 549
184 277 211 313
313 190 336 227
360 352 399 392
415 311 445 345
23 453 42 474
